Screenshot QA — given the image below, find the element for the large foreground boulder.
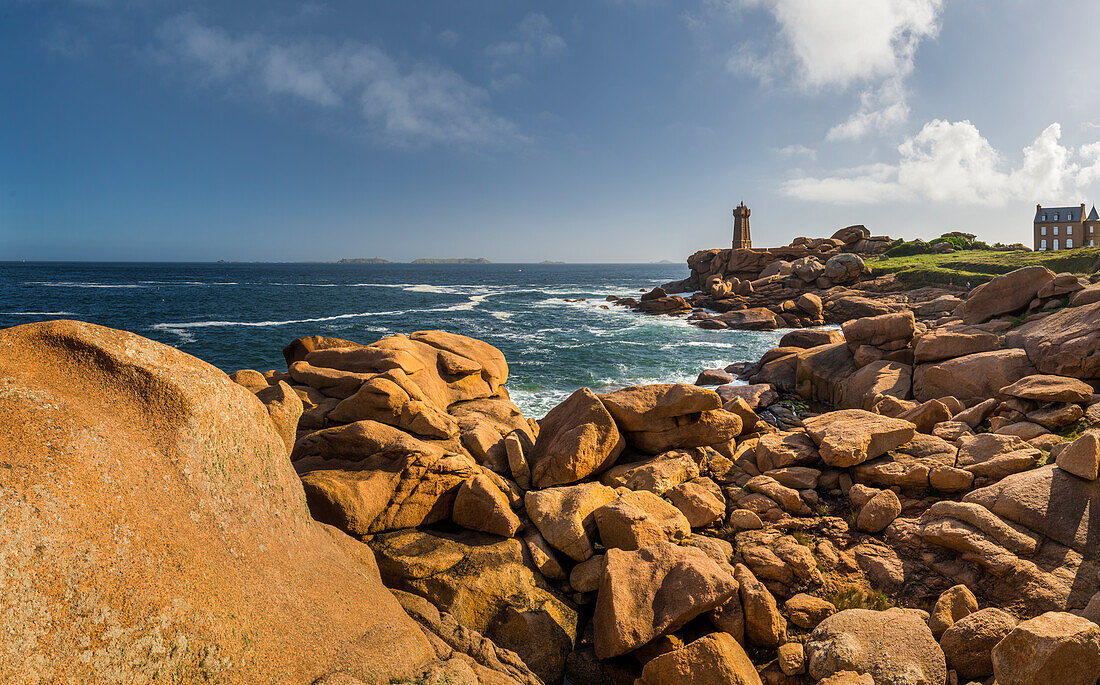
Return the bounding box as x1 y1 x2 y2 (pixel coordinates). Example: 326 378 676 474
0 320 440 683
806 608 947 685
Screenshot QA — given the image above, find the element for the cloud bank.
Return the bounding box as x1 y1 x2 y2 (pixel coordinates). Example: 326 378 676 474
156 14 522 148
785 120 1100 205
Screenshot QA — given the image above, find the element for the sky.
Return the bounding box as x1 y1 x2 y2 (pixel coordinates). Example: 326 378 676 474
3 0 1100 262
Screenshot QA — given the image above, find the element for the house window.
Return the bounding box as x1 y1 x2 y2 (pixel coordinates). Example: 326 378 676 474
1042 213 1047 221
1054 226 1060 235
1041 239 1048 250
1091 225 1095 234
1041 226 1047 235
1092 239 1096 247
1054 213 1060 220
1054 239 1060 250
1068 238 1074 249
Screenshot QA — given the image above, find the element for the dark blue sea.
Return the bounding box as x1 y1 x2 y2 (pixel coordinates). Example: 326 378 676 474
0 262 788 417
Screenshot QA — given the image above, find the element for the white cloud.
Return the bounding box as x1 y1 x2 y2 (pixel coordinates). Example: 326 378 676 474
777 143 817 160
730 0 944 139
487 13 566 61
785 120 1100 205
157 14 522 148
1077 141 1100 187
826 77 909 141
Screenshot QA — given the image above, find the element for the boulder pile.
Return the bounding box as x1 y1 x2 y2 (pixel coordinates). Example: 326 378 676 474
8 258 1100 684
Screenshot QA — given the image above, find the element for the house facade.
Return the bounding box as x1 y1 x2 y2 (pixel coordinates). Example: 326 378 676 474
1034 203 1100 251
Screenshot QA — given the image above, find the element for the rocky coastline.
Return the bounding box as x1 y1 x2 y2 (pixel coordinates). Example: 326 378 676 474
608 225 965 332
5 250 1100 683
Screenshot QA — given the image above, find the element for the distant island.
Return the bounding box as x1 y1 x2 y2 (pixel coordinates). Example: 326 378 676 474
410 258 490 264
337 257 393 264
539 260 567 264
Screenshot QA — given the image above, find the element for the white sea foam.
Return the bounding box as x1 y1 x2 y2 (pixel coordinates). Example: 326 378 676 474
1 311 76 316
151 309 410 333
660 340 744 350
138 281 240 286
434 294 489 311
27 281 145 288
149 294 495 339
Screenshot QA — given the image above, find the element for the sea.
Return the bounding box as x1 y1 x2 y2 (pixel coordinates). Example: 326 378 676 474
0 262 790 418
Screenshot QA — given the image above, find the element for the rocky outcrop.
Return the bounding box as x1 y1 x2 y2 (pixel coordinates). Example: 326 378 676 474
22 296 1100 685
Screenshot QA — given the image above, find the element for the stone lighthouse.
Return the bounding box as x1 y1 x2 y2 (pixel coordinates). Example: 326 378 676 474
732 202 752 250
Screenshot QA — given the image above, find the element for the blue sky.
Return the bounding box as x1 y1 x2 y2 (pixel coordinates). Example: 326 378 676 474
3 0 1100 262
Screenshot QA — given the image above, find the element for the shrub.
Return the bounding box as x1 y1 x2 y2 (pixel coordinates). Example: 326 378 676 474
884 240 935 257
930 235 993 251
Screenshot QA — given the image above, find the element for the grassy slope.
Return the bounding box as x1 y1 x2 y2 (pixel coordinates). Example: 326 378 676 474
870 247 1100 287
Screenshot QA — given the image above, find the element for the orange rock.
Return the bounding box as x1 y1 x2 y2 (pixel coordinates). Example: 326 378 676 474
528 388 624 488
0 320 436 683
593 542 738 658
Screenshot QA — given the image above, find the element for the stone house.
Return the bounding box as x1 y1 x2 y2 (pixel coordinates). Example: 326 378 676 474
1034 203 1100 251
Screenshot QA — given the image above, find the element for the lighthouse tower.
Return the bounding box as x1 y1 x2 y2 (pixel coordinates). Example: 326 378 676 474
732 202 752 249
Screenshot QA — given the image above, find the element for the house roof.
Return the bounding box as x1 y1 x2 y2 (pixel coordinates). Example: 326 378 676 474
1035 205 1084 222
1089 206 1099 221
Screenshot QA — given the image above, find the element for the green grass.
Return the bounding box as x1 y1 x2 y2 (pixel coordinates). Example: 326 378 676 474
826 587 894 612
870 247 1100 287
1057 418 1089 442
791 530 816 547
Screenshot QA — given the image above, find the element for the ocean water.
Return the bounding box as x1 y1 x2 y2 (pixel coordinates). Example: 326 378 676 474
0 262 789 417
